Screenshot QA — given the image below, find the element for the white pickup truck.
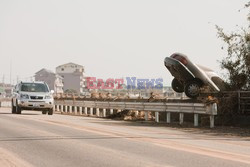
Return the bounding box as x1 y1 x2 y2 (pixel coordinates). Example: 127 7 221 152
11 81 54 115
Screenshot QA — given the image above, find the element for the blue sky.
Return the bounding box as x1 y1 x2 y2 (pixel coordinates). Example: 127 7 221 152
0 0 249 85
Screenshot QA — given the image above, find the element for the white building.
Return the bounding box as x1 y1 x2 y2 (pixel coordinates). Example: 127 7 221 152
56 62 86 94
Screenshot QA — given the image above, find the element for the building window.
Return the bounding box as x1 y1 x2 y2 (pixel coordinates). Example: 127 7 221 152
61 68 64 71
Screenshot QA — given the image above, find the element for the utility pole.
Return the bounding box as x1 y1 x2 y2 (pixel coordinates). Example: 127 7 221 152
10 60 12 85
2 75 4 84
16 76 19 84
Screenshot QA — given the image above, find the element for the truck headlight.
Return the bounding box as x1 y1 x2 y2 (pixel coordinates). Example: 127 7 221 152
45 95 53 99
20 94 29 99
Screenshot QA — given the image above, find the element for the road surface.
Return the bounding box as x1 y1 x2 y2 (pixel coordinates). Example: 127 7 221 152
0 107 250 167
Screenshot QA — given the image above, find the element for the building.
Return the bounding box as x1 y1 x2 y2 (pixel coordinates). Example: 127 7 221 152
56 63 86 94
163 86 185 98
0 83 14 97
34 68 64 94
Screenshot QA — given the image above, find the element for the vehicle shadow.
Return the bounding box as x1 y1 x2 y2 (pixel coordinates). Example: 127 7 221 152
0 112 41 116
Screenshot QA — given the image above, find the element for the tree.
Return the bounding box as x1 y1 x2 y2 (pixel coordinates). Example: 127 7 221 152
216 2 250 90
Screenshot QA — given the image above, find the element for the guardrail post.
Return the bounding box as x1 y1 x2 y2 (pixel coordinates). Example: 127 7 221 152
145 111 148 121
60 105 63 112
110 109 113 115
84 107 87 115
74 106 77 115
194 114 199 127
90 108 93 115
155 112 159 122
210 115 214 128
103 109 106 117
80 107 83 115
65 106 68 113
69 106 72 114
166 112 171 123
96 108 100 117
208 103 217 128
179 113 184 125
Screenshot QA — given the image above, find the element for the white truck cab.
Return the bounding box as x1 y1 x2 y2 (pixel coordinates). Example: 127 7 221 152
12 81 54 115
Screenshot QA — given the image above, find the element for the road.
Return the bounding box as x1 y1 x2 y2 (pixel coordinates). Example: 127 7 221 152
0 108 250 167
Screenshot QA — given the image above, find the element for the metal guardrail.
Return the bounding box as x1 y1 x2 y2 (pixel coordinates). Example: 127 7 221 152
0 98 11 107
54 99 217 128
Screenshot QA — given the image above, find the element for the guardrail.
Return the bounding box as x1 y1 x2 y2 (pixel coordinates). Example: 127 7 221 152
54 99 217 128
0 98 11 107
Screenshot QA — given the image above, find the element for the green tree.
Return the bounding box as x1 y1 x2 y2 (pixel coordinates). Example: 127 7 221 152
216 2 250 90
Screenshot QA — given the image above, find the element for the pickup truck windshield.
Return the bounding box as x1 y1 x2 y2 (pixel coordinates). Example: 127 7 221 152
20 83 49 92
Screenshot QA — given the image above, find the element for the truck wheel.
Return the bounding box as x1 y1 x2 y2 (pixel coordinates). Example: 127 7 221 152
11 100 16 114
42 111 47 115
16 104 22 114
48 108 54 115
184 80 201 98
171 78 184 93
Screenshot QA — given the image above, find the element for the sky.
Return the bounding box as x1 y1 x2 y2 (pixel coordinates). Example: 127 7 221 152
0 0 249 86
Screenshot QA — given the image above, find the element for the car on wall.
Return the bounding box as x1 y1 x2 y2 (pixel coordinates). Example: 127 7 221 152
11 81 54 115
164 53 225 98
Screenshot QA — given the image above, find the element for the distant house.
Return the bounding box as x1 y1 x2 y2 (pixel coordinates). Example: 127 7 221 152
0 83 13 97
34 68 64 94
56 62 86 94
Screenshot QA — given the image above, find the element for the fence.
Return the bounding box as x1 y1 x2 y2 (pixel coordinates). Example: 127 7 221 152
0 98 11 107
238 91 250 114
54 99 217 128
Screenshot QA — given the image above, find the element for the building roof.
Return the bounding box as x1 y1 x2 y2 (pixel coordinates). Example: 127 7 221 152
56 62 84 69
35 68 55 75
35 68 63 79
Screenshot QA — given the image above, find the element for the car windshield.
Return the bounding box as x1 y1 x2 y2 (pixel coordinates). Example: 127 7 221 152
20 83 49 92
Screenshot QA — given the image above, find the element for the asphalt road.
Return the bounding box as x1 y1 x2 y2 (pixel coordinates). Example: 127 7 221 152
0 108 250 167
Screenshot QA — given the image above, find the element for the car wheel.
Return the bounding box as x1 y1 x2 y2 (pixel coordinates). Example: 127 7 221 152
171 78 184 93
16 104 22 114
48 108 54 115
184 80 201 98
11 100 16 114
42 111 47 115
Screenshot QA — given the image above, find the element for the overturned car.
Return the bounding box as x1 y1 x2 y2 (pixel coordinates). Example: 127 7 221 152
164 53 225 98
